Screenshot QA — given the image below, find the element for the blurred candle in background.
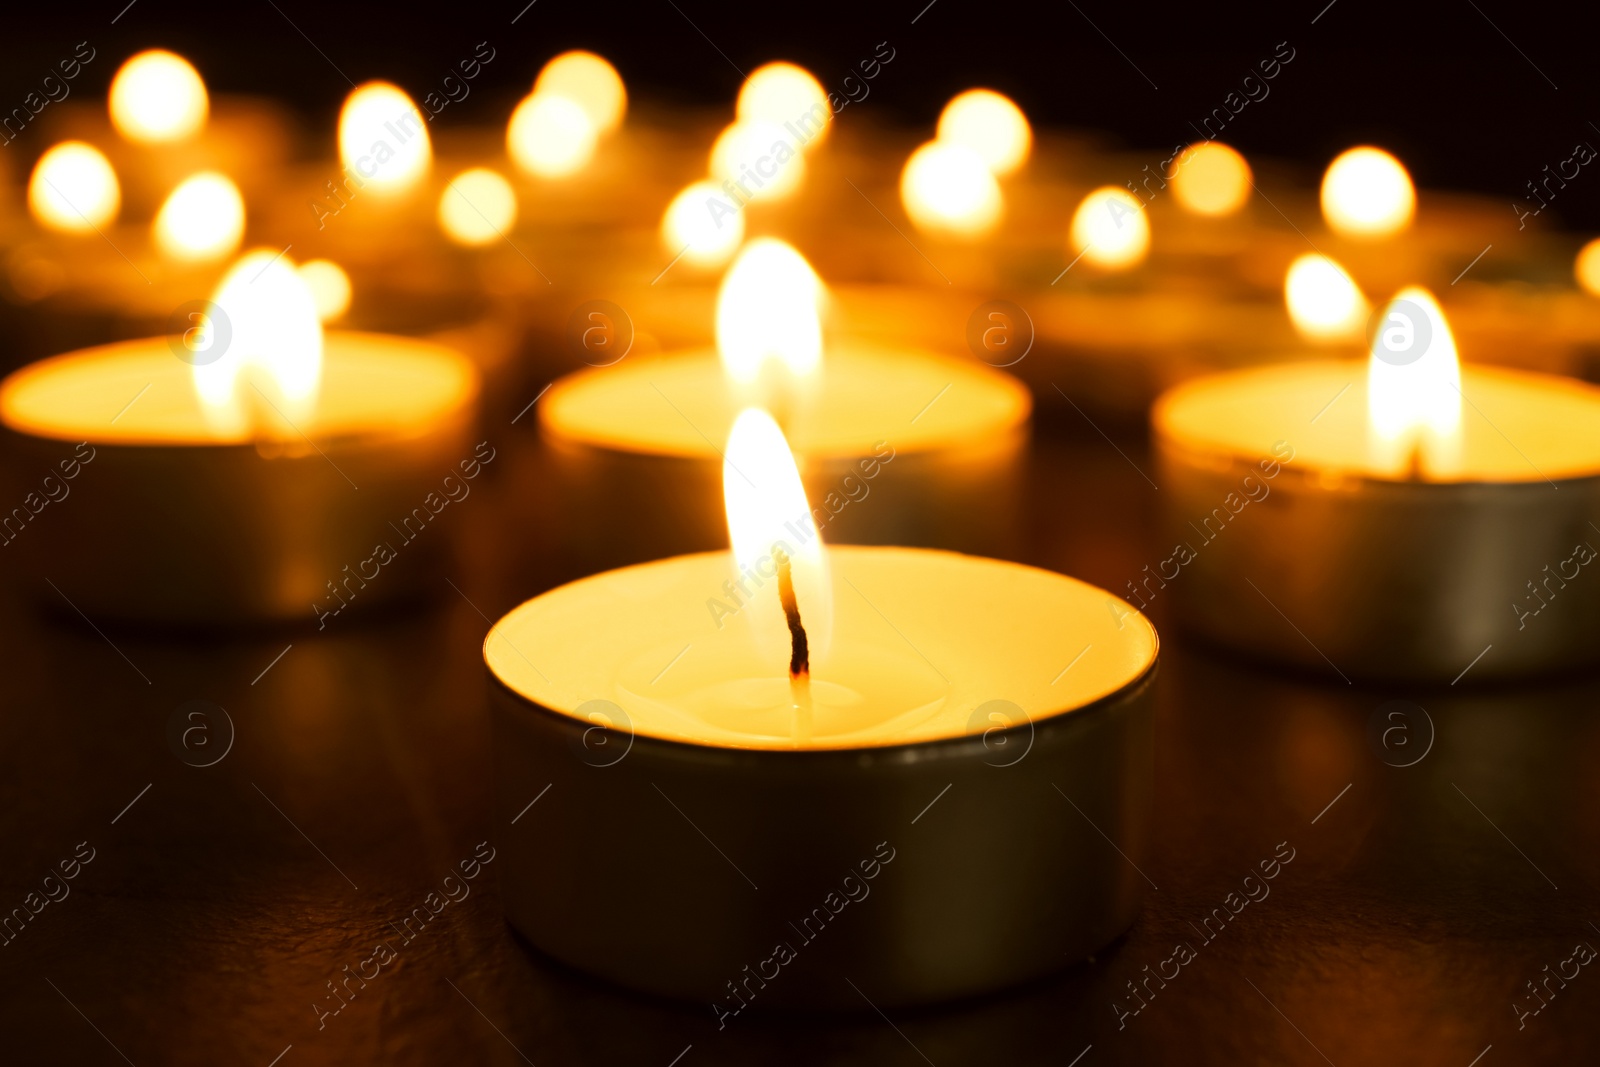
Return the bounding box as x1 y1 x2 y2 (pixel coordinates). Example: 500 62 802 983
108 49 208 144
1069 186 1149 270
438 168 518 247
28 142 120 233
339 82 432 196
152 171 245 262
936 89 1031 177
1171 141 1251 217
1321 146 1415 238
1285 253 1368 343
900 141 1001 236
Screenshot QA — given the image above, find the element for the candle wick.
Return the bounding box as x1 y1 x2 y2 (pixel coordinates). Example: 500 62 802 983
772 544 810 680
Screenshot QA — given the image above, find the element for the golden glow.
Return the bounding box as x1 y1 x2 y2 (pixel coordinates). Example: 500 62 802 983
338 82 432 195
299 259 352 322
937 89 1030 176
1069 186 1150 270
195 249 323 437
662 180 744 268
1575 238 1600 296
899 140 1001 237
28 142 120 233
1322 146 1414 238
723 407 832 659
109 50 208 143
1172 141 1251 216
534 50 626 135
710 120 806 202
716 238 823 385
1367 288 1462 475
438 168 517 246
1285 253 1367 342
153 172 244 262
508 92 598 179
737 62 830 150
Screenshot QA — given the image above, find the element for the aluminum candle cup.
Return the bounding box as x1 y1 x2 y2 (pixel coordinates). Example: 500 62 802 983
1153 362 1600 682
487 546 1158 1009
538 346 1031 574
0 333 479 625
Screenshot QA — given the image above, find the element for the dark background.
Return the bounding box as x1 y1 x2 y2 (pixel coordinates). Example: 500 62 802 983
6 0 1600 228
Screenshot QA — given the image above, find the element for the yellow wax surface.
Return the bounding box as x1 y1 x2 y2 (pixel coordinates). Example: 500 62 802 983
1156 361 1600 483
0 333 477 446
487 546 1158 751
540 345 1030 460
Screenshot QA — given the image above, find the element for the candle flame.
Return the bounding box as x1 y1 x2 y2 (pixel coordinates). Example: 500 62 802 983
438 167 517 246
723 407 831 662
109 50 208 143
662 179 745 268
1285 253 1367 342
937 89 1031 176
710 119 806 202
900 140 1002 236
508 92 598 179
716 238 823 386
1172 141 1251 217
534 51 626 135
339 82 432 195
1367 287 1462 477
153 172 244 262
1322 146 1414 238
1576 238 1600 297
28 142 120 233
193 249 324 439
299 259 352 322
738 62 830 150
1069 186 1150 270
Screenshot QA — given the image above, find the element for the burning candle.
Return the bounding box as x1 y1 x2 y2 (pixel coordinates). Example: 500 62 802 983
1069 186 1150 271
1284 253 1367 344
28 142 121 233
899 88 1030 239
1170 141 1251 217
152 171 245 262
1321 146 1415 239
508 52 625 181
108 50 208 144
0 249 479 624
338 81 433 197
538 239 1031 576
488 410 1157 1007
1154 288 1600 681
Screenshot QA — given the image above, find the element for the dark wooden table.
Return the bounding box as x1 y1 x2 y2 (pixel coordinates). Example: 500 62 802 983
1 422 1595 1067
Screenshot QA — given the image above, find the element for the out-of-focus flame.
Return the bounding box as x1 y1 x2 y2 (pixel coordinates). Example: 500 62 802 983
109 50 208 143
1322 146 1414 238
710 120 806 202
900 140 1001 237
338 82 432 196
1285 253 1367 342
194 249 324 439
1172 141 1251 217
737 62 830 151
1575 237 1600 297
1367 287 1462 477
299 259 352 322
1069 186 1150 270
438 167 517 246
723 407 832 660
153 172 244 261
508 92 598 179
534 51 626 135
29 142 120 233
716 239 823 388
937 89 1031 176
662 179 744 268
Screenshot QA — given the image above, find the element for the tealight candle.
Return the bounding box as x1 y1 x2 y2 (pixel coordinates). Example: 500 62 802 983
1154 288 1600 682
539 239 1031 575
0 249 479 625
489 411 1158 1007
